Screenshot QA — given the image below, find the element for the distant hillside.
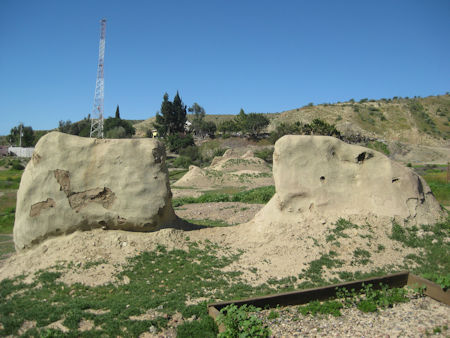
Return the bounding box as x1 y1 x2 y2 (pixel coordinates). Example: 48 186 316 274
274 94 450 147
133 113 280 137
134 95 450 147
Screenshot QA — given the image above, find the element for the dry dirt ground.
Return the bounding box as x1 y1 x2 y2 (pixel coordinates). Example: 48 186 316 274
0 206 428 290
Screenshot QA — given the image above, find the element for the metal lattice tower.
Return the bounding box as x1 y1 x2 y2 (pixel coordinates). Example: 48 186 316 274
90 18 106 138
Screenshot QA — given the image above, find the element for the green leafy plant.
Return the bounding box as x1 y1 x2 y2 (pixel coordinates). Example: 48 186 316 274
254 148 274 163
421 273 450 290
217 304 270 338
335 283 409 313
298 300 343 317
267 310 279 320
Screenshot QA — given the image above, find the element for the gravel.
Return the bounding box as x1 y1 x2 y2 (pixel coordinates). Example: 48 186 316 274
252 296 449 337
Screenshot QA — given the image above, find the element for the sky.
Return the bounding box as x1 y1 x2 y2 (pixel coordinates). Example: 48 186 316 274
0 0 449 135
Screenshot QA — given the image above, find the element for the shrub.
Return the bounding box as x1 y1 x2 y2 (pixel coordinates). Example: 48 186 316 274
212 148 227 158
254 148 274 163
179 145 202 162
269 122 300 144
105 126 127 139
167 134 195 153
173 156 192 169
104 117 135 138
217 304 270 338
11 161 24 170
366 141 390 156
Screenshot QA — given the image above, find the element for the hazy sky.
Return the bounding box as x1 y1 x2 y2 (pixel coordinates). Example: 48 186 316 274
1 0 449 135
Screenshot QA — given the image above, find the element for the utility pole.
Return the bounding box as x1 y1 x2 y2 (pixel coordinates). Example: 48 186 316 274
90 18 106 138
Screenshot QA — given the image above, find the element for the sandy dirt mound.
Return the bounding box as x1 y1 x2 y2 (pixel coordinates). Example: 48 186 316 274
0 213 426 289
173 150 273 190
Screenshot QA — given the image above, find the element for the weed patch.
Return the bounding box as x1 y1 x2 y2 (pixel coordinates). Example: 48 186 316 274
390 219 449 284
0 207 15 234
217 304 270 338
173 186 275 207
331 219 359 238
0 169 22 190
0 242 284 336
298 300 343 317
298 251 344 285
352 248 372 266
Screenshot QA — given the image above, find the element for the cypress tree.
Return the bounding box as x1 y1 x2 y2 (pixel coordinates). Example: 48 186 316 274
115 105 120 119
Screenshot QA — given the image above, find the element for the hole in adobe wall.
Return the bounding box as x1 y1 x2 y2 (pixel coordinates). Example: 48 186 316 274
392 178 399 183
357 152 366 163
320 176 325 181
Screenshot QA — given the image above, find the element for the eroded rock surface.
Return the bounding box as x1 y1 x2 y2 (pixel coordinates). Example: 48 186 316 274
14 132 176 250
253 135 444 226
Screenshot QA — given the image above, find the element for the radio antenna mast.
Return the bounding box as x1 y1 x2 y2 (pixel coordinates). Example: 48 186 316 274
90 18 106 138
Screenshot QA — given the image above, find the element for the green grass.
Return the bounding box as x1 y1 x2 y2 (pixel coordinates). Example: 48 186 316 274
366 141 390 155
172 186 275 207
351 248 372 266
330 218 359 238
169 169 188 181
390 218 450 282
0 235 14 260
184 218 235 227
298 300 343 317
0 169 22 190
203 186 247 195
0 207 15 234
298 251 344 286
0 241 284 337
422 171 450 206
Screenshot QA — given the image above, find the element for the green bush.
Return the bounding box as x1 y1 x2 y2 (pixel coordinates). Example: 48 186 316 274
177 303 218 337
254 148 274 163
176 316 217 337
167 134 195 153
173 156 192 169
104 117 135 138
11 161 24 170
179 145 202 162
366 141 390 156
269 119 341 144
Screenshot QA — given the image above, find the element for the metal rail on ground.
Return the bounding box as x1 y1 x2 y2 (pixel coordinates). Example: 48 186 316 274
208 271 450 332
